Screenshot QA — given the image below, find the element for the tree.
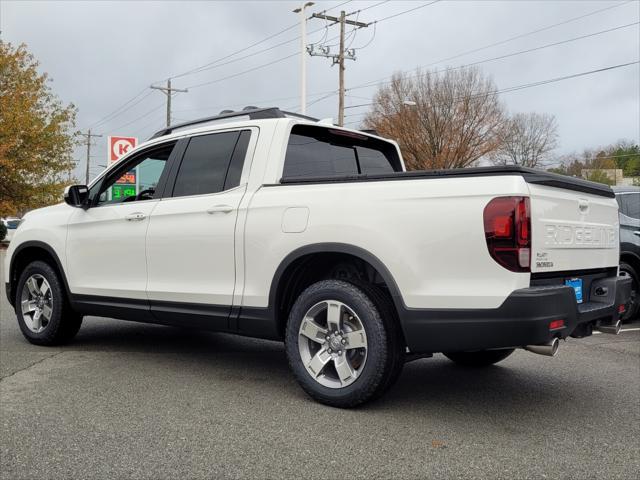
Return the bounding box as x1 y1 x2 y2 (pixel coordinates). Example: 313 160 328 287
0 41 77 216
363 67 505 170
582 169 614 186
548 140 640 184
490 112 558 168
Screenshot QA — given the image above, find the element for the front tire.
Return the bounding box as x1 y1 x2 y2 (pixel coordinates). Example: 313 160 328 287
444 349 515 367
15 260 83 346
285 280 403 408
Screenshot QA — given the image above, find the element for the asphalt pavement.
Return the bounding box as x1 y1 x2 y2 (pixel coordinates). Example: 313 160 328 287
1 249 639 479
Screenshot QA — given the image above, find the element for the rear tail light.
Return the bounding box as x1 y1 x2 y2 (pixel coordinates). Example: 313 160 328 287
483 196 531 272
549 319 565 330
618 304 626 314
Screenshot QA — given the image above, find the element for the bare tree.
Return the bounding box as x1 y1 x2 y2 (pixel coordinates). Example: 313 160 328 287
363 67 505 170
490 112 558 168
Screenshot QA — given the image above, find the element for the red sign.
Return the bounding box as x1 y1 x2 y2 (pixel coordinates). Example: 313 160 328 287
108 136 138 163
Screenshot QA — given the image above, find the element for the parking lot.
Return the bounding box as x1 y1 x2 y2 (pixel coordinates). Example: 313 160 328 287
1 249 638 480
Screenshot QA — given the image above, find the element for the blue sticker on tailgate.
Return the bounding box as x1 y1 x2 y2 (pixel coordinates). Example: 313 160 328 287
565 278 583 304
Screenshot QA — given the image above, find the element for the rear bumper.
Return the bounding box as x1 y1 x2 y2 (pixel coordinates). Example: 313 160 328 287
399 275 632 354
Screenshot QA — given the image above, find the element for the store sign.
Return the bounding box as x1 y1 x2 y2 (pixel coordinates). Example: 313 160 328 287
108 136 138 163
108 136 138 199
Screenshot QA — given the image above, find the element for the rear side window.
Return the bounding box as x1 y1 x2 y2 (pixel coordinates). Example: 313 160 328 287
172 130 250 197
282 125 401 179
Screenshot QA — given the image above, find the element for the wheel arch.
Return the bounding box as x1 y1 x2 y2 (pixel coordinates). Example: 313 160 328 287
268 243 406 338
620 250 640 276
7 241 71 308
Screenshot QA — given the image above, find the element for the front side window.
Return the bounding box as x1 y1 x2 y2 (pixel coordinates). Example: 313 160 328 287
282 125 401 179
93 143 175 206
172 130 250 198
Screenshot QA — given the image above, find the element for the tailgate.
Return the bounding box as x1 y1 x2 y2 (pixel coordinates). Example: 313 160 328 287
528 184 619 273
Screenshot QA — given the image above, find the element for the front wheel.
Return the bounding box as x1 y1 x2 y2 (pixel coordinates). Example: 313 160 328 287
15 261 83 346
285 280 403 408
444 349 515 367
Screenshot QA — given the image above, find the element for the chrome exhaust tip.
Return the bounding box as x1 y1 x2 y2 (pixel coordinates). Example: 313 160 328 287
596 320 621 335
523 338 559 357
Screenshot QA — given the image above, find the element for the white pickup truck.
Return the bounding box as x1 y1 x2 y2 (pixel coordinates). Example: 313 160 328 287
5 107 631 407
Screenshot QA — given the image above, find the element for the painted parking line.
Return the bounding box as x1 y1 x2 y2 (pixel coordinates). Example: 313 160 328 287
592 327 640 335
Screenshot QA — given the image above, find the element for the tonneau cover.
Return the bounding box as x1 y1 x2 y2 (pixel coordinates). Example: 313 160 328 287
280 166 615 199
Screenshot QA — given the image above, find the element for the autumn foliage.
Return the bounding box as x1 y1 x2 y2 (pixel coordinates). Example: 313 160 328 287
0 41 77 216
363 67 505 170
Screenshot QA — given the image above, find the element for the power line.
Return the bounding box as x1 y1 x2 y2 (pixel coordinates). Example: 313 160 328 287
84 0 629 131
344 61 640 111
108 102 166 133
82 0 441 130
155 2 356 83
346 21 640 93
349 0 390 15
185 52 299 90
374 0 442 24
163 22 300 81
418 0 634 71
85 89 151 130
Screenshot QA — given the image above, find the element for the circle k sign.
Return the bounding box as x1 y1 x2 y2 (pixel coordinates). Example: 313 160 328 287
108 136 138 163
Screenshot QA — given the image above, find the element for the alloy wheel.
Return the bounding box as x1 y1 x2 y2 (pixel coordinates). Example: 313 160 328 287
20 274 53 333
298 300 368 389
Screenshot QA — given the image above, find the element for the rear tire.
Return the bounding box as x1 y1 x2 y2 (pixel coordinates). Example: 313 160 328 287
15 260 83 346
444 349 515 367
619 262 639 322
285 280 403 408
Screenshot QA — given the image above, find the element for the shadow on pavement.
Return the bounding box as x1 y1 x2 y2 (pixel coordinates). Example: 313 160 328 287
58 316 608 422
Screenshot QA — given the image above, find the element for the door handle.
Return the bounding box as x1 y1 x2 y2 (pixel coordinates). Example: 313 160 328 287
634 231 640 237
125 212 146 221
207 205 233 214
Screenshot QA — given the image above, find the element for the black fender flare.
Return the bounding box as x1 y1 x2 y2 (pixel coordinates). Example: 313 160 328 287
7 241 72 307
268 242 407 315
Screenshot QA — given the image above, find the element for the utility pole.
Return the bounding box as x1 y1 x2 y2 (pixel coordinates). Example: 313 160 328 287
79 130 103 185
293 2 314 115
150 79 188 126
309 10 369 126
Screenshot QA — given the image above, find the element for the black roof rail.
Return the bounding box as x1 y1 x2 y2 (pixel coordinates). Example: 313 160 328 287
149 107 319 139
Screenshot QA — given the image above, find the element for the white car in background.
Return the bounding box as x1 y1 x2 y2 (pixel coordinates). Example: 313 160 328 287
1 217 21 243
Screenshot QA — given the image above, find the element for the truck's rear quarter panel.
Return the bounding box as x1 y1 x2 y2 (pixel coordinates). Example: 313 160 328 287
242 175 532 310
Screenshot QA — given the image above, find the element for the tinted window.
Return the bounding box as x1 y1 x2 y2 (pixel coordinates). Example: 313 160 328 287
622 193 640 219
173 131 241 197
356 146 395 174
284 134 358 178
283 125 401 179
223 130 251 191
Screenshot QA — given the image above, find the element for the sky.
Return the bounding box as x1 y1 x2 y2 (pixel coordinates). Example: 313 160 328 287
1 0 639 180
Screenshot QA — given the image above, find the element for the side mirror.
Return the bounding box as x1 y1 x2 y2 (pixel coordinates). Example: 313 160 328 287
64 185 90 208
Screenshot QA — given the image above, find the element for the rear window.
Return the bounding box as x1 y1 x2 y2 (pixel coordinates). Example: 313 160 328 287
282 125 401 179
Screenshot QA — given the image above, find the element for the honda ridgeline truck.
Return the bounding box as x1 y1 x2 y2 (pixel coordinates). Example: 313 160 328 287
5 107 632 407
